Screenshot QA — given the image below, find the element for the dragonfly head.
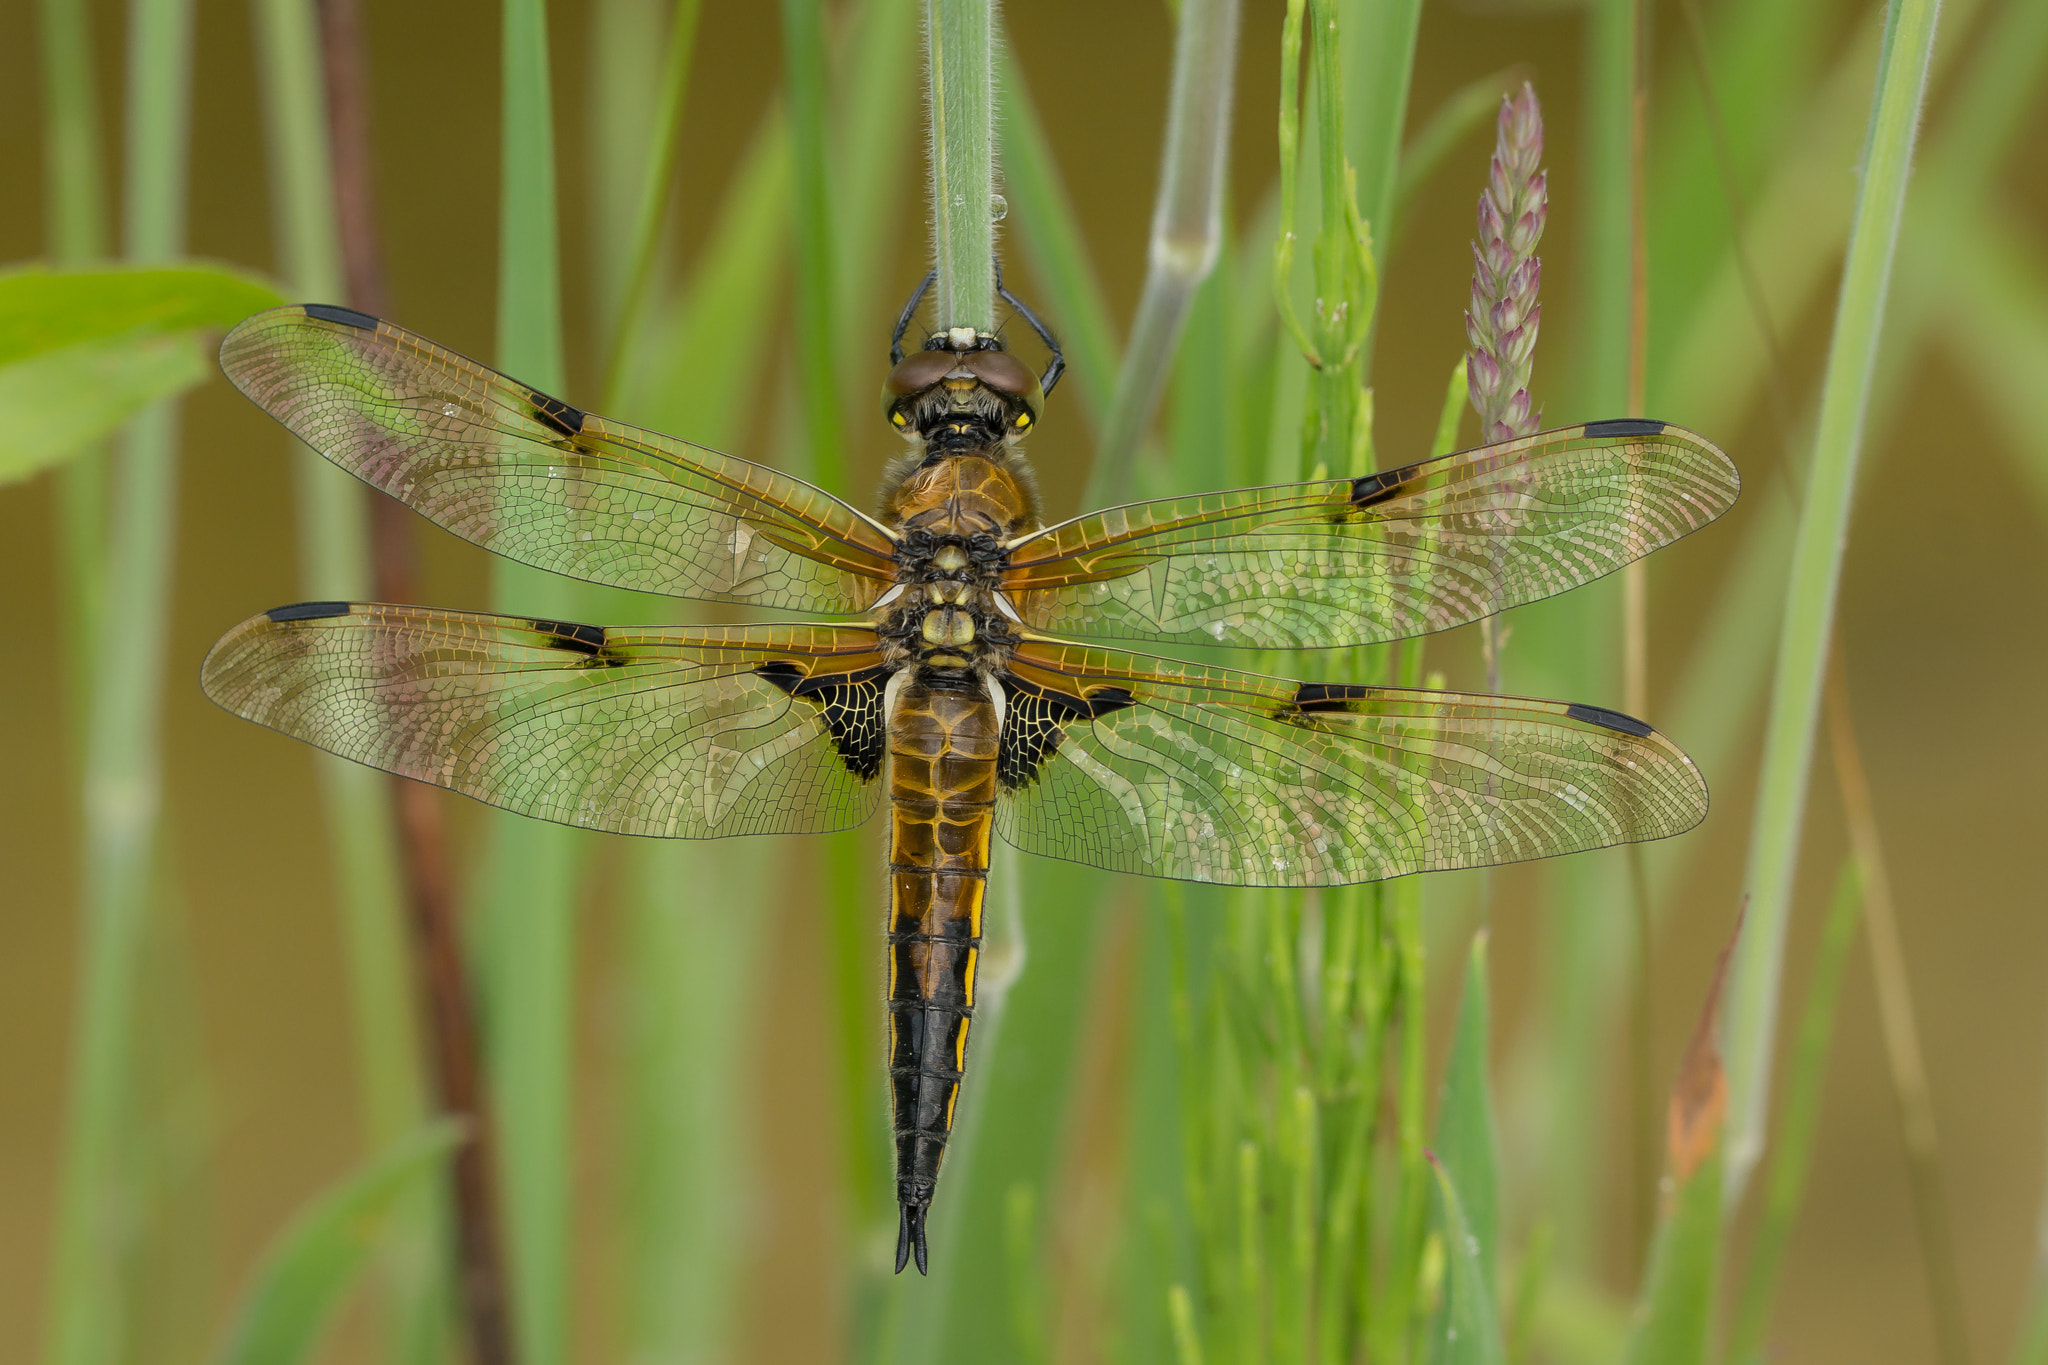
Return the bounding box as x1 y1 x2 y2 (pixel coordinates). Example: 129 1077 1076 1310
881 331 1044 452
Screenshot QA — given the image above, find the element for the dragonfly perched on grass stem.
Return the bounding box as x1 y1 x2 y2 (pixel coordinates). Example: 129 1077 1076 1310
201 279 1735 1274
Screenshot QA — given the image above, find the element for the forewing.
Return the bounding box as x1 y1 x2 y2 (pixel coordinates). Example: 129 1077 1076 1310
1003 420 1737 648
202 603 890 838
994 640 1708 886
220 305 898 612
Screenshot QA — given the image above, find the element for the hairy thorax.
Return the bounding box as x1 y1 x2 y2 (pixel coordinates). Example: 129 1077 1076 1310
874 446 1037 678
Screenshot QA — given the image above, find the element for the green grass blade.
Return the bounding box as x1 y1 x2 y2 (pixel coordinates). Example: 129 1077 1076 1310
1430 1155 1506 1365
997 56 1121 428
1436 932 1502 1303
1342 0 1422 296
1620 922 1737 1365
38 0 108 261
925 0 996 329
487 4 583 1364
40 1 197 1361
1721 0 1945 1201
1726 856 1861 1365
601 96 791 1361
1430 357 1468 458
825 0 922 1243
595 0 702 405
35 0 112 755
210 1123 463 1365
781 0 848 492
618 107 791 429
830 0 922 366
1088 0 1241 507
1931 208 2048 521
1577 0 1635 426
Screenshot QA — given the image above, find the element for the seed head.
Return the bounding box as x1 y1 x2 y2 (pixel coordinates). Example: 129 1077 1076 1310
1465 83 1548 444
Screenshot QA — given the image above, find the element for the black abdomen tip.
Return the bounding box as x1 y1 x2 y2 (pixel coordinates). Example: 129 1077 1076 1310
895 1201 930 1276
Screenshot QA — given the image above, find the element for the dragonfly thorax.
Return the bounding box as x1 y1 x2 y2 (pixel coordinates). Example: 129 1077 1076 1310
877 527 1021 676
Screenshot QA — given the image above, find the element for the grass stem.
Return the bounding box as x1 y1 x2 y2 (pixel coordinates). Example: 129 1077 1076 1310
43 1 195 1362
1721 0 1945 1204
598 0 701 411
1088 0 1241 507
924 0 996 330
781 0 848 493
36 0 111 743
487 4 582 1364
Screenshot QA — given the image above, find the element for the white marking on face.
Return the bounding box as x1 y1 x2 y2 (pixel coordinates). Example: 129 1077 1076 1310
947 326 977 349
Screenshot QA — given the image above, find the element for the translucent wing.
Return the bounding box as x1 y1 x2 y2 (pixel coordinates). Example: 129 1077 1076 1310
220 305 899 612
993 639 1707 886
201 602 891 838
1002 420 1737 649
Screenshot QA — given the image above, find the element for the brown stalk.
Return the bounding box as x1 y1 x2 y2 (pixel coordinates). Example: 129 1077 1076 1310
316 2 513 1361
1623 0 1656 1281
1824 648 1972 1365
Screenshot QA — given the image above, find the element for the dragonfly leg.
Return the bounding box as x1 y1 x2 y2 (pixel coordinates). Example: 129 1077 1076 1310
890 268 939 364
993 255 1065 398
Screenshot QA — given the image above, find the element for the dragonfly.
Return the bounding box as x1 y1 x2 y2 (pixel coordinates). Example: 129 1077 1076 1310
201 277 1737 1275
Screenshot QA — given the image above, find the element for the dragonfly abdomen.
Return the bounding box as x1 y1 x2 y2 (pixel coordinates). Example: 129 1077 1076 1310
884 670 999 1274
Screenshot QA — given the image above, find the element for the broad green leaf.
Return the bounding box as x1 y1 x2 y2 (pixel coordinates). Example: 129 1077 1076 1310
211 1121 462 1365
0 261 282 364
1429 1153 1506 1365
0 332 205 482
1435 931 1502 1300
0 263 283 482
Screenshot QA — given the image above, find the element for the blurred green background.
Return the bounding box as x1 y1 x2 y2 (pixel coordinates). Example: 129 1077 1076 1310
2 0 2046 1362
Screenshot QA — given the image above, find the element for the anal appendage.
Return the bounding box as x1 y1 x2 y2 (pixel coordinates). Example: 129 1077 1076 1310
895 1198 930 1275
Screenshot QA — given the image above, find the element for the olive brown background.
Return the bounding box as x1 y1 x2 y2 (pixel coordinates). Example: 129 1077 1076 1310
2 0 2045 1361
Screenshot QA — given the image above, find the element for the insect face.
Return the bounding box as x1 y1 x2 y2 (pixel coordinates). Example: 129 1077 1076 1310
880 334 1043 448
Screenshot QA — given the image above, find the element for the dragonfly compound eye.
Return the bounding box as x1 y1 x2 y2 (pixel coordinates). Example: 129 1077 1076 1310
881 349 959 426
962 349 1043 430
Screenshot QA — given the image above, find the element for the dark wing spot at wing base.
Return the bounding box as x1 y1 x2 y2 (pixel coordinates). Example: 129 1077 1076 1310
528 389 586 438
1582 417 1667 439
756 662 890 781
997 674 1135 790
302 303 380 330
1566 702 1655 737
267 600 355 622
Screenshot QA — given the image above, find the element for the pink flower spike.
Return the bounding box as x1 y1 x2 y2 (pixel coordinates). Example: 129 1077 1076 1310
1464 82 1547 443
